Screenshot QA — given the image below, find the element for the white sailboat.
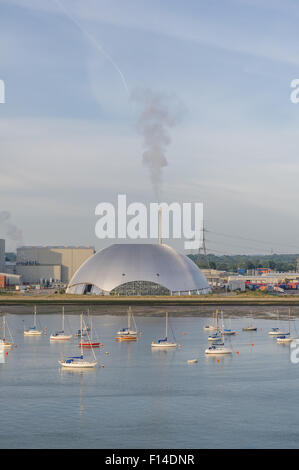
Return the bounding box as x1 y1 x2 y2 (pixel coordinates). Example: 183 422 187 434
59 314 97 368
78 314 100 348
50 306 72 341
208 311 222 341
205 344 232 355
115 306 138 341
277 308 296 343
24 306 42 336
221 311 236 336
242 313 257 331
204 310 220 332
1 314 13 349
152 312 177 348
268 309 289 336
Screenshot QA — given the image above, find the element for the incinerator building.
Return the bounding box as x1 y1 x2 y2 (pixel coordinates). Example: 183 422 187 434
66 243 210 296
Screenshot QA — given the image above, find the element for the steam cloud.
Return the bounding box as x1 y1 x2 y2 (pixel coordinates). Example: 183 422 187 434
0 211 23 244
132 89 181 200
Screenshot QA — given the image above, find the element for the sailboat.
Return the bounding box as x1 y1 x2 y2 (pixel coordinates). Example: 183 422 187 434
152 312 177 348
24 306 42 336
205 344 232 355
74 310 91 338
50 306 72 341
79 314 100 348
208 311 222 341
204 310 220 332
268 309 289 336
242 313 257 331
1 314 13 349
115 307 138 341
277 308 296 343
221 311 236 336
59 314 98 368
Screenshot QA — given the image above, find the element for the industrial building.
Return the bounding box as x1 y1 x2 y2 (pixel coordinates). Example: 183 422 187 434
66 243 211 296
16 246 95 284
0 239 5 273
0 273 21 288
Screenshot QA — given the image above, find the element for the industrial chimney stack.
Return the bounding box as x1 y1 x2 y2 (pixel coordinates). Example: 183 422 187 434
158 207 162 245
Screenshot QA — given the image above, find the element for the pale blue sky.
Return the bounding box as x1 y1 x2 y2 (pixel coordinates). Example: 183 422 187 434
1 0 299 253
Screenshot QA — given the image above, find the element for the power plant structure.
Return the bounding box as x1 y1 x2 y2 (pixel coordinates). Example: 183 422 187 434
16 245 95 284
66 243 210 296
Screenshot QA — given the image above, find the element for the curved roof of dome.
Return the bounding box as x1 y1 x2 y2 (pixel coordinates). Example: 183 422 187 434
67 243 210 293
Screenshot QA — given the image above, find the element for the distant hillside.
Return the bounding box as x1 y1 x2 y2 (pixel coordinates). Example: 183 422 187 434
188 253 299 273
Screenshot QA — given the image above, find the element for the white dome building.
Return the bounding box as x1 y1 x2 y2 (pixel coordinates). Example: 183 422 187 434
66 243 210 296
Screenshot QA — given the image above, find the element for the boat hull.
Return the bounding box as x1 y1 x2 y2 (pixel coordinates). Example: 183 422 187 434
205 348 232 355
24 330 42 336
79 342 100 348
115 335 138 341
151 342 177 348
50 335 72 341
269 331 289 336
59 360 98 368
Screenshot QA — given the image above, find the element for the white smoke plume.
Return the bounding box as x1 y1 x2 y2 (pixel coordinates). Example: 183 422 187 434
131 88 181 201
0 211 23 244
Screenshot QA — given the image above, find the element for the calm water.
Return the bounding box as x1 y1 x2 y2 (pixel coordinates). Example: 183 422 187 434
1 307 299 449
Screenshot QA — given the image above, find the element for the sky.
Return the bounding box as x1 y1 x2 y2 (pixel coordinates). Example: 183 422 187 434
1 0 299 254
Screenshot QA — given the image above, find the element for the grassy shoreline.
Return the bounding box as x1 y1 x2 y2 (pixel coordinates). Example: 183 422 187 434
1 293 299 306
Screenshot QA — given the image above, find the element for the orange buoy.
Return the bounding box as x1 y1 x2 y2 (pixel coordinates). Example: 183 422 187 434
236 351 239 354
101 364 105 368
251 343 254 347
5 351 8 355
216 359 219 363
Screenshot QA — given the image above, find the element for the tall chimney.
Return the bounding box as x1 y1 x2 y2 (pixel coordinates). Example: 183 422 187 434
158 207 162 245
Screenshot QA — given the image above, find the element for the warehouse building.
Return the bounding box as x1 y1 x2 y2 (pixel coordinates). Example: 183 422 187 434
16 246 95 284
0 239 5 273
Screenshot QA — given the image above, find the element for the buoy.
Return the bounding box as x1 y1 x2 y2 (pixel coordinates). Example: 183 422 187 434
5 351 8 355
216 359 219 363
105 352 109 355
251 343 254 347
14 345 17 348
236 351 239 355
101 364 105 368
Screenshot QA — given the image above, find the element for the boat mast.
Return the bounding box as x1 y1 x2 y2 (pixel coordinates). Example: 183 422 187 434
62 306 64 332
34 306 37 328
80 313 83 357
166 312 168 339
128 307 131 330
3 314 5 339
